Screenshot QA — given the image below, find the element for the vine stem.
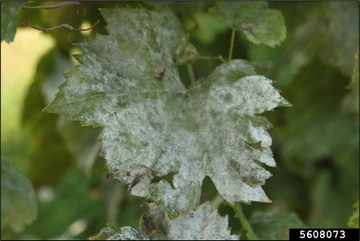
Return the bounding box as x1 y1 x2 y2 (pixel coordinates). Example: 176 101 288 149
22 2 80 10
187 64 196 85
198 55 226 63
234 203 259 240
19 18 99 32
228 29 236 61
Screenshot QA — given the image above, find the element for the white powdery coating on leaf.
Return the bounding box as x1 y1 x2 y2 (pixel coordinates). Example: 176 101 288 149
207 75 289 116
107 227 149 240
45 6 290 213
247 121 272 147
168 202 238 240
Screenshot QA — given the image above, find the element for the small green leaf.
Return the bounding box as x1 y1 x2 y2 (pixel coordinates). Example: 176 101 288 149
209 2 286 47
348 201 359 228
250 209 307 240
1 158 37 232
1 2 24 43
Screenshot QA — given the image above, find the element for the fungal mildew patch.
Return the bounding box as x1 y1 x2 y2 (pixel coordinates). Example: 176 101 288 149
44 6 291 214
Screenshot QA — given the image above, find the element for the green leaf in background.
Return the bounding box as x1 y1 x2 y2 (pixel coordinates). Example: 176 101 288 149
22 48 73 186
280 59 359 177
245 3 324 87
1 158 37 232
308 170 357 228
1 2 24 43
44 6 290 215
319 2 359 76
191 12 228 44
348 201 359 228
250 209 306 240
278 59 358 226
342 51 359 114
23 168 100 239
271 55 358 228
209 2 286 47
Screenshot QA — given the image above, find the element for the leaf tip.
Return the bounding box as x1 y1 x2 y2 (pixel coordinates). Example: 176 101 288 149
264 197 273 203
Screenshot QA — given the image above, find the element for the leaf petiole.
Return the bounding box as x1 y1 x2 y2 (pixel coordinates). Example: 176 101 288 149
228 29 236 61
234 202 259 240
187 64 196 85
198 55 226 63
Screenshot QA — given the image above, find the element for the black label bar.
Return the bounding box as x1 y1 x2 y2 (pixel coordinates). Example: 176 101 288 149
289 228 359 241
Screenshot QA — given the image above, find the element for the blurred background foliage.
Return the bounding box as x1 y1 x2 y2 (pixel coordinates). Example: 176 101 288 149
1 1 358 240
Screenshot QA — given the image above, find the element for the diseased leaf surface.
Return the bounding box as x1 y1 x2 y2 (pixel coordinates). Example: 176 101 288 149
1 2 23 43
92 202 238 240
99 226 149 240
167 202 238 240
1 158 37 232
45 6 289 214
209 2 286 47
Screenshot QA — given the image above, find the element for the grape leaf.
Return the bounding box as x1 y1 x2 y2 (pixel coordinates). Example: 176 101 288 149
348 201 359 228
90 226 149 240
1 2 23 43
45 6 290 214
319 2 359 76
342 51 359 114
209 2 286 47
1 158 37 232
91 202 238 240
167 202 238 240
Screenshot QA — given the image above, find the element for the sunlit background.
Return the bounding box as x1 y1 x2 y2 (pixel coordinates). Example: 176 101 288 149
2 29 54 173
